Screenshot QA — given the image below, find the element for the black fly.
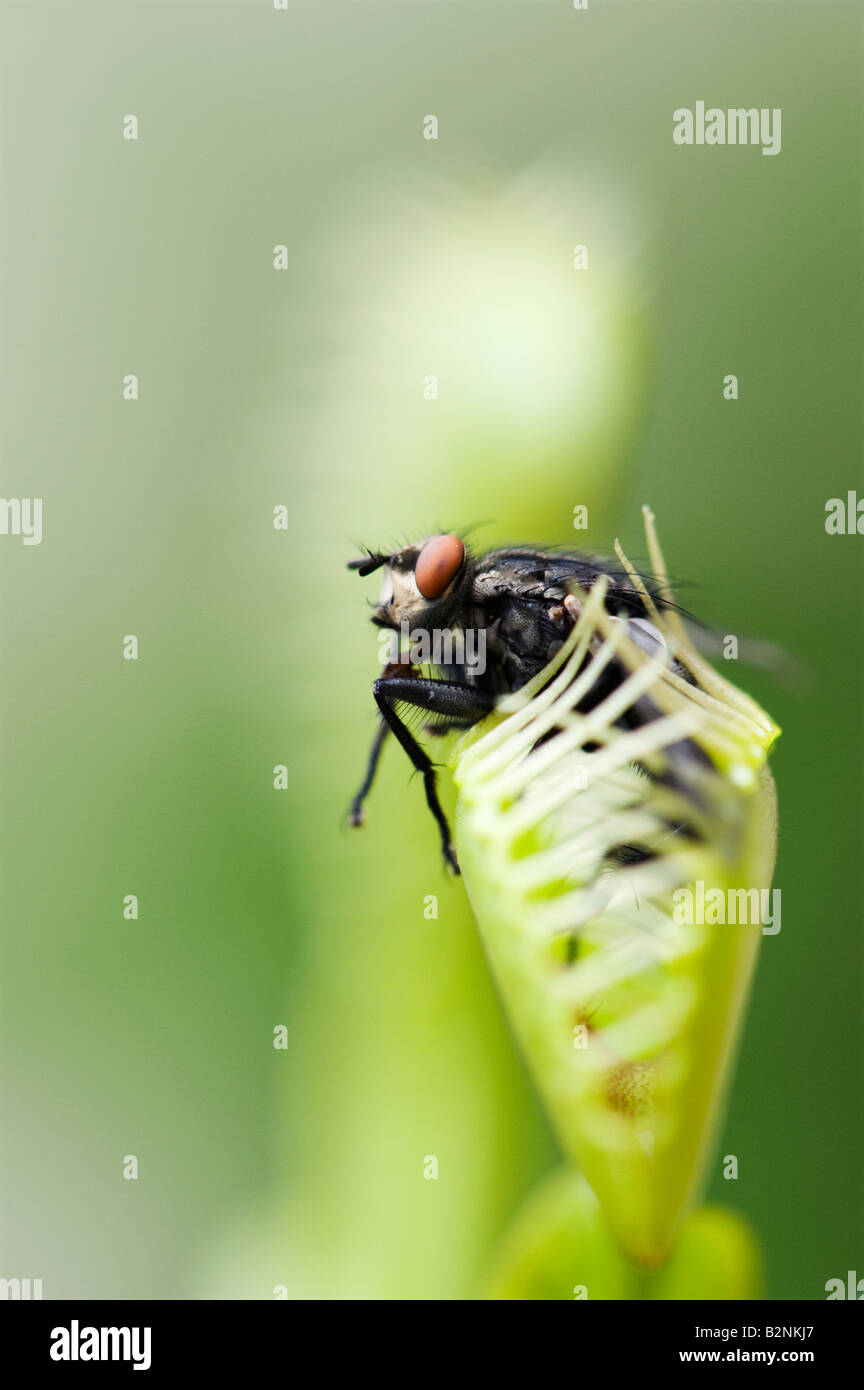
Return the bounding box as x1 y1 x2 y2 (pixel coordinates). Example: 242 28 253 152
348 534 709 874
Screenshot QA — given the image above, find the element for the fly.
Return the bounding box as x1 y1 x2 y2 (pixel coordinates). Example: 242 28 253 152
347 533 710 874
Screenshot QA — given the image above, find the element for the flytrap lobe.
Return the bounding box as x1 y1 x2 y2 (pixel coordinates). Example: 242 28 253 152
453 508 780 1268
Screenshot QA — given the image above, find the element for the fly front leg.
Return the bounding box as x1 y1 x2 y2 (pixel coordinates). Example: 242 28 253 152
348 660 419 829
372 674 495 874
348 719 390 827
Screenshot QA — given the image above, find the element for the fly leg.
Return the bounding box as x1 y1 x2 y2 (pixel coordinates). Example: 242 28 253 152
348 719 390 827
371 674 495 874
348 661 418 829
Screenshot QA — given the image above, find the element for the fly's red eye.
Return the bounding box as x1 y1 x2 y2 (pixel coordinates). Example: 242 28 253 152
415 534 465 600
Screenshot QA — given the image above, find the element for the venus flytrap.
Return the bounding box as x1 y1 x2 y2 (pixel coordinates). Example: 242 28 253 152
453 513 779 1271
482 1170 762 1301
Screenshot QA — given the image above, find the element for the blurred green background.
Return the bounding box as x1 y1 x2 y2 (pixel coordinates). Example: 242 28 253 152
1 0 861 1299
